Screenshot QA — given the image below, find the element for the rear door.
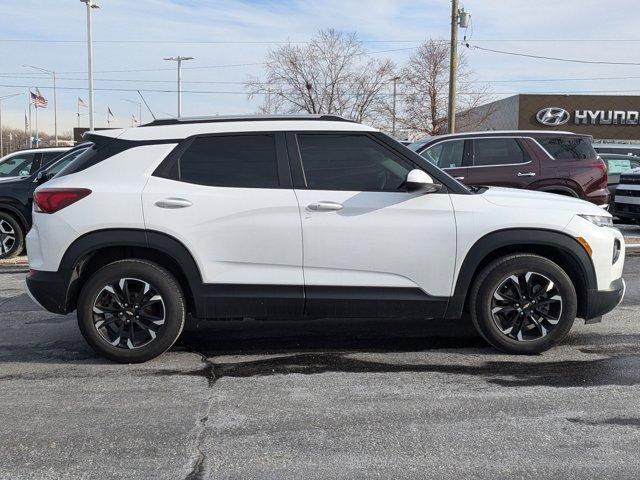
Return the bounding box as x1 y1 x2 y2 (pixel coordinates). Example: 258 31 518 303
467 137 539 189
418 138 468 183
142 132 304 317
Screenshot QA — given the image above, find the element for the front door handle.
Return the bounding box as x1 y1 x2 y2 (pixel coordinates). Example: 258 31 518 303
154 197 193 209
306 201 343 212
517 172 536 177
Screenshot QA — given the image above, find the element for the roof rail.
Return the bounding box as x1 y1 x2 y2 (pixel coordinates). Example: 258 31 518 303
142 114 355 127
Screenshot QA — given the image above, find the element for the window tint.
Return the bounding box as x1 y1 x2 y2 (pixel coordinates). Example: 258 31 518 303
422 140 464 168
0 153 36 177
41 151 65 165
297 134 413 191
178 134 279 188
473 138 528 166
535 136 596 160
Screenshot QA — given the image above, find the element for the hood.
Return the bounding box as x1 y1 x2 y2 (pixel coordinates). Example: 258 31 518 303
481 186 608 216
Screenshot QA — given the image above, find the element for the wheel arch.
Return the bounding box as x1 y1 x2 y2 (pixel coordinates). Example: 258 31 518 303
536 185 580 197
445 228 597 320
59 229 205 316
0 204 28 233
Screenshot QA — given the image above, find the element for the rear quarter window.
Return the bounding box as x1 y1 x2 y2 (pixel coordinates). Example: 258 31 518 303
534 136 596 160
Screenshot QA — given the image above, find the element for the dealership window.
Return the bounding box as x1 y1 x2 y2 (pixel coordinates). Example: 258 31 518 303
421 140 464 169
472 138 529 166
534 136 596 160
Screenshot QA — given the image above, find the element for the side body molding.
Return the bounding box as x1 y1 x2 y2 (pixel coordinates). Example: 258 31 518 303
444 228 597 319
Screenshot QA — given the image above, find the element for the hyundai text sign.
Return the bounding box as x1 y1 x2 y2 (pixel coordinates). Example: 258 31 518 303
536 106 640 126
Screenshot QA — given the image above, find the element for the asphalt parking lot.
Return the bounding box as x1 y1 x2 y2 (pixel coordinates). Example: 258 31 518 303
1 251 639 479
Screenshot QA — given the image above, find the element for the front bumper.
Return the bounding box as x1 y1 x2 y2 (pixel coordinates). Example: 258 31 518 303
24 269 70 314
583 277 626 322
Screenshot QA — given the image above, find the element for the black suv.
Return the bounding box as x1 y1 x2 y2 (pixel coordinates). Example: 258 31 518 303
0 145 89 259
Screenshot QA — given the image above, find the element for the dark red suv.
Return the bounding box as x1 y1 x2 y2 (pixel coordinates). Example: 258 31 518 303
409 131 609 206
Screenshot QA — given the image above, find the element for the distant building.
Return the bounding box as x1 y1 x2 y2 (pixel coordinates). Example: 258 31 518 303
460 94 640 142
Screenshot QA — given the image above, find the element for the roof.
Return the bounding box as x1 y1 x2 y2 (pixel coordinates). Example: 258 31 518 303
92 114 377 142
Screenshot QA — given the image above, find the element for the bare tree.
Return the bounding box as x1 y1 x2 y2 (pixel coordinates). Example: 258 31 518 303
246 29 395 124
400 39 494 138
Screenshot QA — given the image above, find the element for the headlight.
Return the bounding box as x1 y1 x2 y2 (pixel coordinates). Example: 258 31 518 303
578 214 613 227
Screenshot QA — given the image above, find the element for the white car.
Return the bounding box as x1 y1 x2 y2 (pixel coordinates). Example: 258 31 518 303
25 115 626 363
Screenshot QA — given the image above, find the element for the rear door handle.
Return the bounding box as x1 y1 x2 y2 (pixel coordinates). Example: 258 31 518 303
154 197 193 209
306 201 343 212
517 172 536 177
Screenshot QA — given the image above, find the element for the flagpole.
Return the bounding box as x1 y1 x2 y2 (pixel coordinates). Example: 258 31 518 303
24 109 28 149
35 106 38 148
77 100 80 127
28 95 32 148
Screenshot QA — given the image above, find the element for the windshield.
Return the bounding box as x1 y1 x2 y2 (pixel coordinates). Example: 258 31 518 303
43 146 91 177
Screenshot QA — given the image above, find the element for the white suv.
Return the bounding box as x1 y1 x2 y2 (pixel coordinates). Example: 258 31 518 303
25 115 626 363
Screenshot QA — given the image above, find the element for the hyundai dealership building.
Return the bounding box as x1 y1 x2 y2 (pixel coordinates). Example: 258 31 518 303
461 94 640 141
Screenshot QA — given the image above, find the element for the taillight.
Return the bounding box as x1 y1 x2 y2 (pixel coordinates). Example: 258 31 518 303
34 188 91 214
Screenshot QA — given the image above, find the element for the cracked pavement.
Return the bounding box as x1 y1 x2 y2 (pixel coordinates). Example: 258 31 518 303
0 257 639 479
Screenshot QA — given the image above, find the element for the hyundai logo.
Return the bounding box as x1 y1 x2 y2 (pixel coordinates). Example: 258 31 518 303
536 107 570 126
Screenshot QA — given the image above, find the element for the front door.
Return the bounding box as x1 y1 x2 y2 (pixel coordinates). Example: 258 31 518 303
289 132 457 318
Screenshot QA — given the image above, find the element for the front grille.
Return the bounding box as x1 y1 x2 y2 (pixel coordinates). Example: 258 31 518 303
616 189 640 198
619 174 640 184
614 202 640 214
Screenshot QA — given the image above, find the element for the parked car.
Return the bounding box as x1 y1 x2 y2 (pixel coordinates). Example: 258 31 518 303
611 168 640 223
25 115 624 363
0 145 89 259
599 153 640 208
0 147 69 179
594 143 640 157
409 131 609 207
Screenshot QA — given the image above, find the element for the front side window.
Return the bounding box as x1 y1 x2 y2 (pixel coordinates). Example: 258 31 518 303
473 138 529 166
535 136 596 160
178 134 279 188
296 134 413 192
421 140 464 169
0 153 36 177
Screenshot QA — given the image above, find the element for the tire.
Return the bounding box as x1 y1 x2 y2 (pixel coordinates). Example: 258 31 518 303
0 212 24 260
469 254 577 354
77 259 186 363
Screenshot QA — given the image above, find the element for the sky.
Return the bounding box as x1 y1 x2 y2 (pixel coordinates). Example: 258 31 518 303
2 0 640 135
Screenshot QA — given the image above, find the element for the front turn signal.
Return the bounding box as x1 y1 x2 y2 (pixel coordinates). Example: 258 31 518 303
576 236 593 257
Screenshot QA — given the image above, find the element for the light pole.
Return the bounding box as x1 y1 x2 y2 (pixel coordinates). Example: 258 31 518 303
122 98 142 126
447 1 470 134
0 93 21 157
24 65 58 145
163 56 194 117
80 0 100 131
391 76 400 138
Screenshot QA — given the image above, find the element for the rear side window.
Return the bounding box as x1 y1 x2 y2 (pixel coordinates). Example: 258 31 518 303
535 136 596 160
178 134 279 188
41 151 65 165
473 138 529 166
421 140 464 168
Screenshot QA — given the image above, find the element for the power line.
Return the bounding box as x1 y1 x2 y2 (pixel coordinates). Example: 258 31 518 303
468 44 640 66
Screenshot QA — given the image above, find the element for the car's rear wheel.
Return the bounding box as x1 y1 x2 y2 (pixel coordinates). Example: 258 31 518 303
469 254 577 354
77 259 185 363
0 212 24 260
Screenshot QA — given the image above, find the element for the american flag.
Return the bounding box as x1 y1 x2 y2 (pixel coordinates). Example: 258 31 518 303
78 97 88 108
30 89 48 108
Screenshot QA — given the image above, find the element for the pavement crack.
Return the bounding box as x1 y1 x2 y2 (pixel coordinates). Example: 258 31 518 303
184 351 217 480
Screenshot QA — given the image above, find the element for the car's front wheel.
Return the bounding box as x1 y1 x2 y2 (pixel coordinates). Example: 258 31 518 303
469 254 577 354
77 259 186 363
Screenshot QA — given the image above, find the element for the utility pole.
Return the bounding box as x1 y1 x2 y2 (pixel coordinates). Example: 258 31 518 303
447 1 470 134
391 76 400 138
81 0 100 131
24 65 58 145
0 93 21 156
164 56 194 118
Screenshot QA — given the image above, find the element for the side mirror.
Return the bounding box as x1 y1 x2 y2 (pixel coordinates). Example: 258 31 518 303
35 171 51 185
406 169 441 193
